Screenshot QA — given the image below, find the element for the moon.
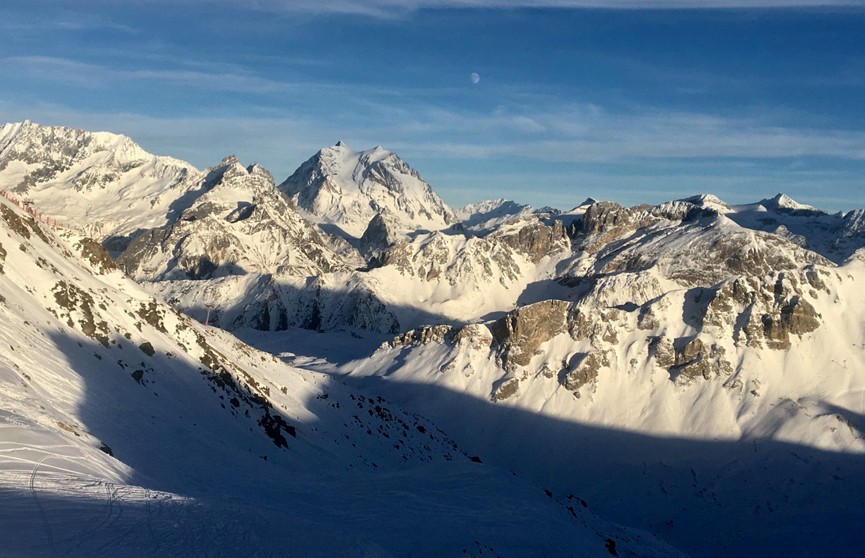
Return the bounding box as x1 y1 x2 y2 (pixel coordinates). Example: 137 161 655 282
470 72 480 85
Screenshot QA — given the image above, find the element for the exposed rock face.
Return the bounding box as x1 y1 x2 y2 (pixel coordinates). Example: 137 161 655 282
492 217 569 264
491 300 571 369
491 377 520 402
360 212 399 260
390 325 453 348
453 324 493 351
571 201 654 253
74 237 117 274
567 307 621 345
761 296 821 350
430 261 829 396
703 270 823 349
650 337 677 370
489 300 622 375
670 338 733 383
560 351 610 394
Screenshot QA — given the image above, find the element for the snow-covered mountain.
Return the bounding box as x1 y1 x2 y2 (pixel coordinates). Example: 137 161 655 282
0 176 679 557
0 121 201 243
3 120 865 557
455 198 539 232
279 141 457 239
686 192 865 264
112 153 400 334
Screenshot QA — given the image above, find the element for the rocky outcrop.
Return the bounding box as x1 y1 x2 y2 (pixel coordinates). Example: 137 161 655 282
671 338 733 382
560 351 611 394
453 324 493 351
571 201 654 253
360 212 400 260
491 217 569 263
491 377 520 402
761 296 821 350
491 300 571 369
703 270 823 349
490 300 622 375
390 325 453 348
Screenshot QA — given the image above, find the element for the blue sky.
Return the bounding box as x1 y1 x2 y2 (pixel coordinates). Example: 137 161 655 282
2 1 864 211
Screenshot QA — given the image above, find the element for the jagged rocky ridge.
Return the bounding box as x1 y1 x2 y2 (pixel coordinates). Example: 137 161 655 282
384 197 845 402
2 122 861 351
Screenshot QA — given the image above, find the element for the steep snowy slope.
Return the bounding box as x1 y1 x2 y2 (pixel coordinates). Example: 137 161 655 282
0 195 684 557
0 121 201 242
279 141 457 238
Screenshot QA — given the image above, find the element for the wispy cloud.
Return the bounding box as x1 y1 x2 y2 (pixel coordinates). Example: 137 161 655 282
203 0 865 17
5 53 863 164
30 0 862 21
0 10 136 33
2 56 305 95
1 56 113 88
377 101 865 162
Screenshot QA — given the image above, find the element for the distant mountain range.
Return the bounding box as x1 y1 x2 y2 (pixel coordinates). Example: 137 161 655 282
2 120 864 557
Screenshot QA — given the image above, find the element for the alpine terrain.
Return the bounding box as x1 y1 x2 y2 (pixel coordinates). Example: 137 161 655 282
2 121 864 557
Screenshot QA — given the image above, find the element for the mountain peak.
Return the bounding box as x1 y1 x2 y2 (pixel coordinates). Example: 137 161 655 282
279 144 456 238
760 193 818 212
218 154 242 167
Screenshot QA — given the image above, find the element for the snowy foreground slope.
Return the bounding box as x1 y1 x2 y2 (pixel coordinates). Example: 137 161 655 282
0 194 680 555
